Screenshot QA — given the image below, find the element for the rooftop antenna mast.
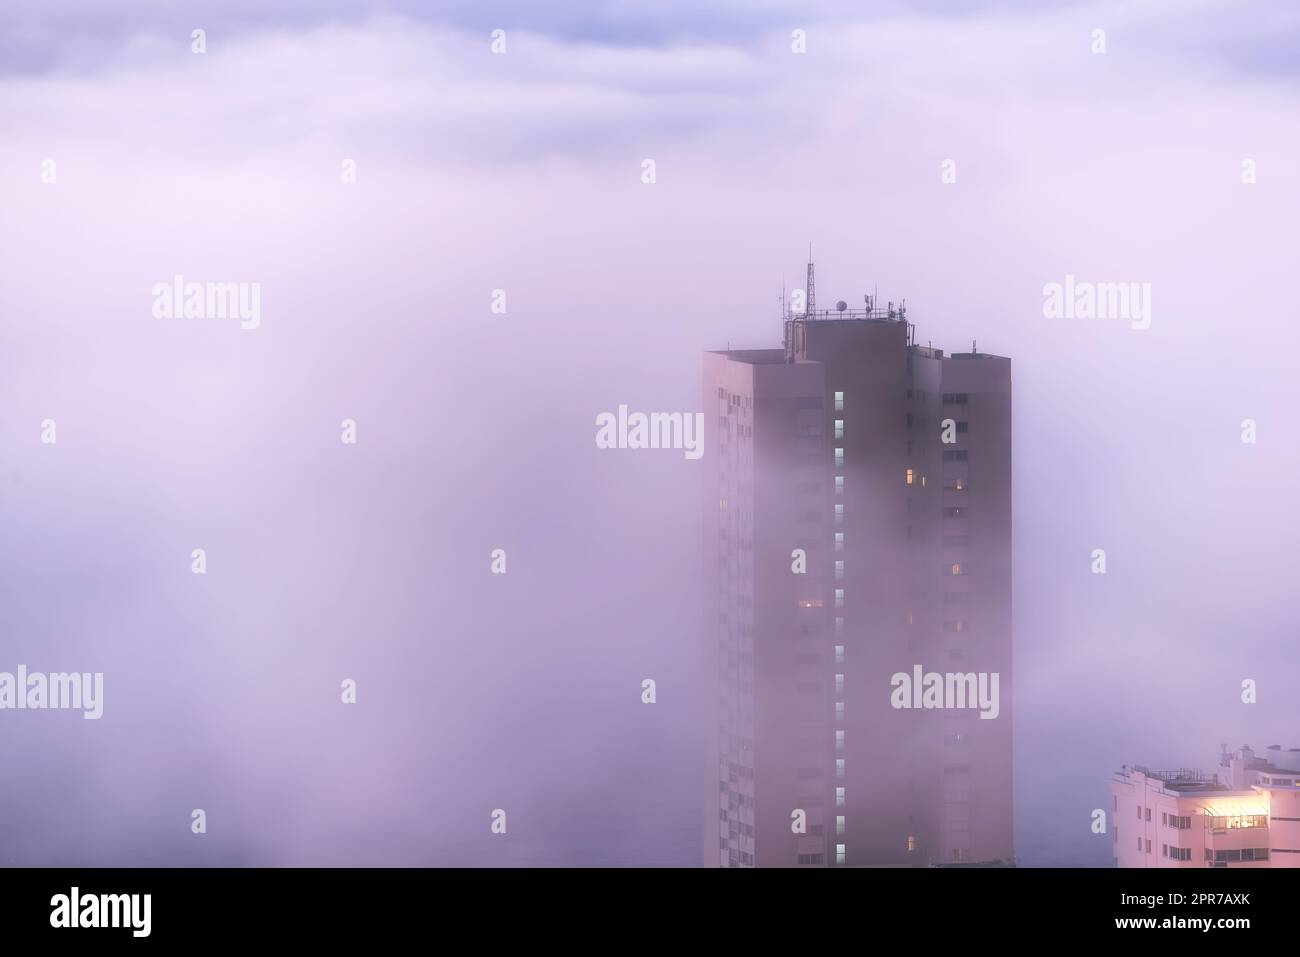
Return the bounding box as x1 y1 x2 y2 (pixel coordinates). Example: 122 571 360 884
806 243 816 319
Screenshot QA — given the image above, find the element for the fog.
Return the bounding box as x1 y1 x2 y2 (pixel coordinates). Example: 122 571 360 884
1 0 1297 866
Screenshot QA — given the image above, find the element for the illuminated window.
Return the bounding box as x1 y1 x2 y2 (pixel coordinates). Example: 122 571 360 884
905 468 914 485
834 532 845 552
834 617 845 636
836 844 846 865
836 816 846 836
835 476 844 496
798 599 823 609
835 701 845 721
835 560 845 580
835 448 845 467
834 644 845 664
834 391 844 412
951 563 963 576
834 588 845 609
1212 813 1268 830
835 730 845 751
836 787 846 808
921 475 927 487
907 835 917 852
834 504 845 524
836 759 845 779
834 674 844 694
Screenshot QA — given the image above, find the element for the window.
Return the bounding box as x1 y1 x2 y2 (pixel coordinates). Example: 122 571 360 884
1137 805 1142 820
836 844 846 865
906 468 914 485
835 560 845 580
956 421 968 433
797 853 825 865
1146 840 1152 853
835 476 844 496
836 758 845 779
907 835 917 852
834 617 845 636
944 620 966 633
834 391 844 412
836 815 845 836
1145 808 1151 822
835 730 845 751
1161 812 1167 826
834 674 844 694
950 563 963 576
834 504 845 524
835 702 845 721
834 588 845 608
835 448 845 467
834 532 844 552
834 419 844 439
1162 844 1168 857
942 393 969 405
836 787 845 807
834 644 845 664
944 507 968 518
943 450 969 462
1214 814 1267 830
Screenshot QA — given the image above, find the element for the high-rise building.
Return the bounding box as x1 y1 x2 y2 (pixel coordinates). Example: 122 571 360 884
1111 745 1300 868
703 266 1012 867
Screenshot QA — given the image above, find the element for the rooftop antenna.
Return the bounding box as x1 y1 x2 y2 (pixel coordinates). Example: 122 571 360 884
806 244 816 319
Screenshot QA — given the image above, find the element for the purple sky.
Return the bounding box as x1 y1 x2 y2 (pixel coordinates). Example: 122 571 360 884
1 0 1298 866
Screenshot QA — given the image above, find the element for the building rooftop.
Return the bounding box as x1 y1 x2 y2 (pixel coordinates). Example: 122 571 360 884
706 348 786 365
1119 766 1230 794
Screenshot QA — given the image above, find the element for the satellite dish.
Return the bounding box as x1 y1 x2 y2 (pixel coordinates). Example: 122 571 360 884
836 300 847 312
